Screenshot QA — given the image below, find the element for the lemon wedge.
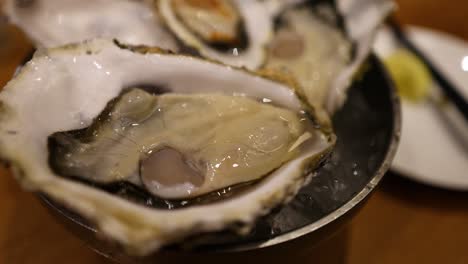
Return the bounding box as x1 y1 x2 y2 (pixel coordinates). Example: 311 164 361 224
384 49 432 102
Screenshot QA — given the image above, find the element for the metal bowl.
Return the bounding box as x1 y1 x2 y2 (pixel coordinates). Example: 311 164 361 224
40 54 400 263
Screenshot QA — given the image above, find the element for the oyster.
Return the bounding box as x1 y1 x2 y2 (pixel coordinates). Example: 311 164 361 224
50 89 311 199
262 0 394 113
0 39 334 254
2 0 179 50
157 0 273 70
264 7 352 115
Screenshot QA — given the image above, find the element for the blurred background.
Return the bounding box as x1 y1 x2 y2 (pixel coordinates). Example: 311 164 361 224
0 0 467 263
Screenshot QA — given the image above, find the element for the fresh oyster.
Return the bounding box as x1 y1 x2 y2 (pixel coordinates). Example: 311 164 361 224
262 0 394 113
157 0 273 70
0 39 334 254
264 6 352 115
50 89 311 199
2 0 179 50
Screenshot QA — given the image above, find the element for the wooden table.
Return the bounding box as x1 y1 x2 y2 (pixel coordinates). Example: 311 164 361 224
1 1 467 263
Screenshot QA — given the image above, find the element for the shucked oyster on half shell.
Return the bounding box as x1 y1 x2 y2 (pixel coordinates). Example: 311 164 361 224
0 39 334 255
157 0 273 70
262 0 394 113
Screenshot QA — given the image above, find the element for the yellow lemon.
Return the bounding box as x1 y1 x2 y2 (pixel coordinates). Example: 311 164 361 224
384 49 432 102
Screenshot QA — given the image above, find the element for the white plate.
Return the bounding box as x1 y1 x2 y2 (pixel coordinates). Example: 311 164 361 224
374 26 468 191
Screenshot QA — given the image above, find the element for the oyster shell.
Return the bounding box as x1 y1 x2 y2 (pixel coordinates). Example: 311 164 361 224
157 0 273 70
4 0 272 69
0 39 334 254
2 0 179 50
329 0 396 112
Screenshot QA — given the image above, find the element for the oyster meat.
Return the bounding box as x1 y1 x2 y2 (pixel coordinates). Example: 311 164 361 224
264 7 352 115
0 39 334 254
50 89 311 199
262 0 395 113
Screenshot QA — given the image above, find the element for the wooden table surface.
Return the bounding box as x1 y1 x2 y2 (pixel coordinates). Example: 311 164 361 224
1 1 467 263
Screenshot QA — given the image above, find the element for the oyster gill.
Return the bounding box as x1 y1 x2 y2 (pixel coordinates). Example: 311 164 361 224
50 89 311 199
3 0 178 50
0 39 334 254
